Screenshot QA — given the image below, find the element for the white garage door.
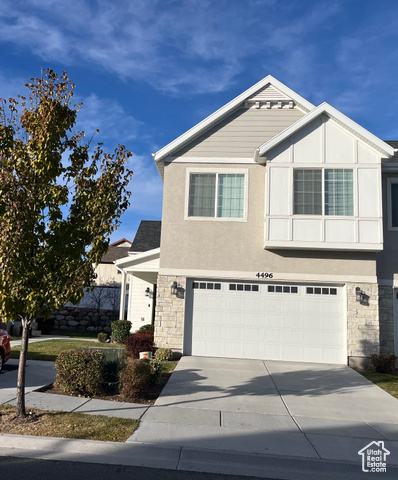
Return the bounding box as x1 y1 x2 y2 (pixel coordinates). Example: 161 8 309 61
185 280 346 364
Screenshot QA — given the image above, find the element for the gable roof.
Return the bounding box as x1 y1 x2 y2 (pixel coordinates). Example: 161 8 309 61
100 246 130 264
130 220 162 253
109 238 132 247
256 102 395 161
152 75 315 165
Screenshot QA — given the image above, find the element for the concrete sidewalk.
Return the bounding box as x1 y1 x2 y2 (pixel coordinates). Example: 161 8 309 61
2 356 398 478
128 357 398 472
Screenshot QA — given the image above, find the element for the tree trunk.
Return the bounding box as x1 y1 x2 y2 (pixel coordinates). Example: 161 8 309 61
16 318 30 417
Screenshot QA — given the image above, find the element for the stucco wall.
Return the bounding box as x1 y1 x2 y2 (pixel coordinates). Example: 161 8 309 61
160 161 377 281
377 173 398 281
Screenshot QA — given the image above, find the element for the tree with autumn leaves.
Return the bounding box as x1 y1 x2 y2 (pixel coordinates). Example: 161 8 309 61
0 70 133 416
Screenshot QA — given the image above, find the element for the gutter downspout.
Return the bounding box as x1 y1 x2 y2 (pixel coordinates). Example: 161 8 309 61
119 270 127 320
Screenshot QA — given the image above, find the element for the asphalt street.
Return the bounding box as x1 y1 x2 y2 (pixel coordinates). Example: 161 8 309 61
0 456 279 480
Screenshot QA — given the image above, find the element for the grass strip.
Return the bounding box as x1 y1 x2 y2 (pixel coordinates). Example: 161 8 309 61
0 404 138 442
359 371 398 400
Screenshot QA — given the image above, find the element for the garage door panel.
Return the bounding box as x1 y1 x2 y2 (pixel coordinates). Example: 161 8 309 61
280 315 303 328
188 281 345 364
320 331 345 346
301 331 321 343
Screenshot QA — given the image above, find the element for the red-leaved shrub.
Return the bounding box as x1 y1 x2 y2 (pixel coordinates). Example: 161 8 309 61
125 330 154 359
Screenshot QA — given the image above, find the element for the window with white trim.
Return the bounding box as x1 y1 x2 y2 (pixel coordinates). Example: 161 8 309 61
294 169 353 216
388 178 398 230
188 173 245 218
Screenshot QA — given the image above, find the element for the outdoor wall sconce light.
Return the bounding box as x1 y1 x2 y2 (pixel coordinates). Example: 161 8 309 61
356 287 367 304
145 287 153 299
171 281 181 296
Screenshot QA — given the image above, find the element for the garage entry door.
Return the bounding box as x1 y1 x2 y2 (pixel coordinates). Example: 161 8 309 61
184 280 346 364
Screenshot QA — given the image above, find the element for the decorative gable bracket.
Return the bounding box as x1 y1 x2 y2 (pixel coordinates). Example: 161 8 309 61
244 99 295 109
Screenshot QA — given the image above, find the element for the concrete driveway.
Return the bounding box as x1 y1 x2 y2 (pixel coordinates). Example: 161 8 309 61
128 356 398 466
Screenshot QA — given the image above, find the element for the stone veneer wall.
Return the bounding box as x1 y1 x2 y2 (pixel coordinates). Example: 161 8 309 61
347 283 380 362
154 275 186 354
51 306 119 332
379 285 395 354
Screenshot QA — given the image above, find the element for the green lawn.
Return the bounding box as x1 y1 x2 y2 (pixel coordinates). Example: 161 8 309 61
11 339 125 362
359 371 398 400
49 330 99 338
161 360 178 374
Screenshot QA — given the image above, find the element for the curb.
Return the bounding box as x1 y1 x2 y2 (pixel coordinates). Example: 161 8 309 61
1 433 398 479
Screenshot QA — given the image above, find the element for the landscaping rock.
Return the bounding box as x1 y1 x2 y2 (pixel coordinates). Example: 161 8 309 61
68 320 79 327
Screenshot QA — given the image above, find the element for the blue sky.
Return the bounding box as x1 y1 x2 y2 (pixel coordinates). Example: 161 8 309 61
1 0 398 243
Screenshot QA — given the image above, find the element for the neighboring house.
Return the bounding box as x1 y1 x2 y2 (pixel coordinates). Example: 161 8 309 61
94 238 132 285
66 238 131 311
117 75 398 367
116 221 161 329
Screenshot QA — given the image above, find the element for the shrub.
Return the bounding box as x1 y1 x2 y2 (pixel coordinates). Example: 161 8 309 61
98 332 108 343
139 324 154 332
119 360 151 400
370 353 397 373
125 331 154 359
111 320 132 344
55 349 105 396
154 348 173 361
149 358 163 384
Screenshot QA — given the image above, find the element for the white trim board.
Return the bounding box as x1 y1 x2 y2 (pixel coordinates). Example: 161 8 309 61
159 268 377 284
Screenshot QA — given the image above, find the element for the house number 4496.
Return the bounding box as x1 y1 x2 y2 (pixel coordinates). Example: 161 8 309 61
256 272 273 279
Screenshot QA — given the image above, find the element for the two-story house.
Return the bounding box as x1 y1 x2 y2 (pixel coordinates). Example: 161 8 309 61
117 75 398 368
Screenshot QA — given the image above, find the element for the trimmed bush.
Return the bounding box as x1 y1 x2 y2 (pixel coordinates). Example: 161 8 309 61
125 331 154 359
55 349 105 396
98 332 108 343
111 320 132 344
154 348 173 361
149 358 163 384
139 324 154 332
119 360 151 400
370 353 397 373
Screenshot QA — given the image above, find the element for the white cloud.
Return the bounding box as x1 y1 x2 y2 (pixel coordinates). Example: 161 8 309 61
75 93 144 144
0 0 282 95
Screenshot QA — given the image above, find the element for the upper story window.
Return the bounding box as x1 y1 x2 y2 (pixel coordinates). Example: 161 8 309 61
294 168 353 216
387 178 398 230
188 172 245 219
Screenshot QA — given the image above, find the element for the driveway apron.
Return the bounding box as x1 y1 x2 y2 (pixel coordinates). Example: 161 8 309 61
128 356 398 465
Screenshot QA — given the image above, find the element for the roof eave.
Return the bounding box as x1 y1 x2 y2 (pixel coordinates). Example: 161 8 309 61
115 247 160 268
257 102 395 161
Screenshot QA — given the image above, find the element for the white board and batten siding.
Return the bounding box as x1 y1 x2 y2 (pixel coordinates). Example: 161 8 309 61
265 115 383 251
185 280 346 364
127 275 154 333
